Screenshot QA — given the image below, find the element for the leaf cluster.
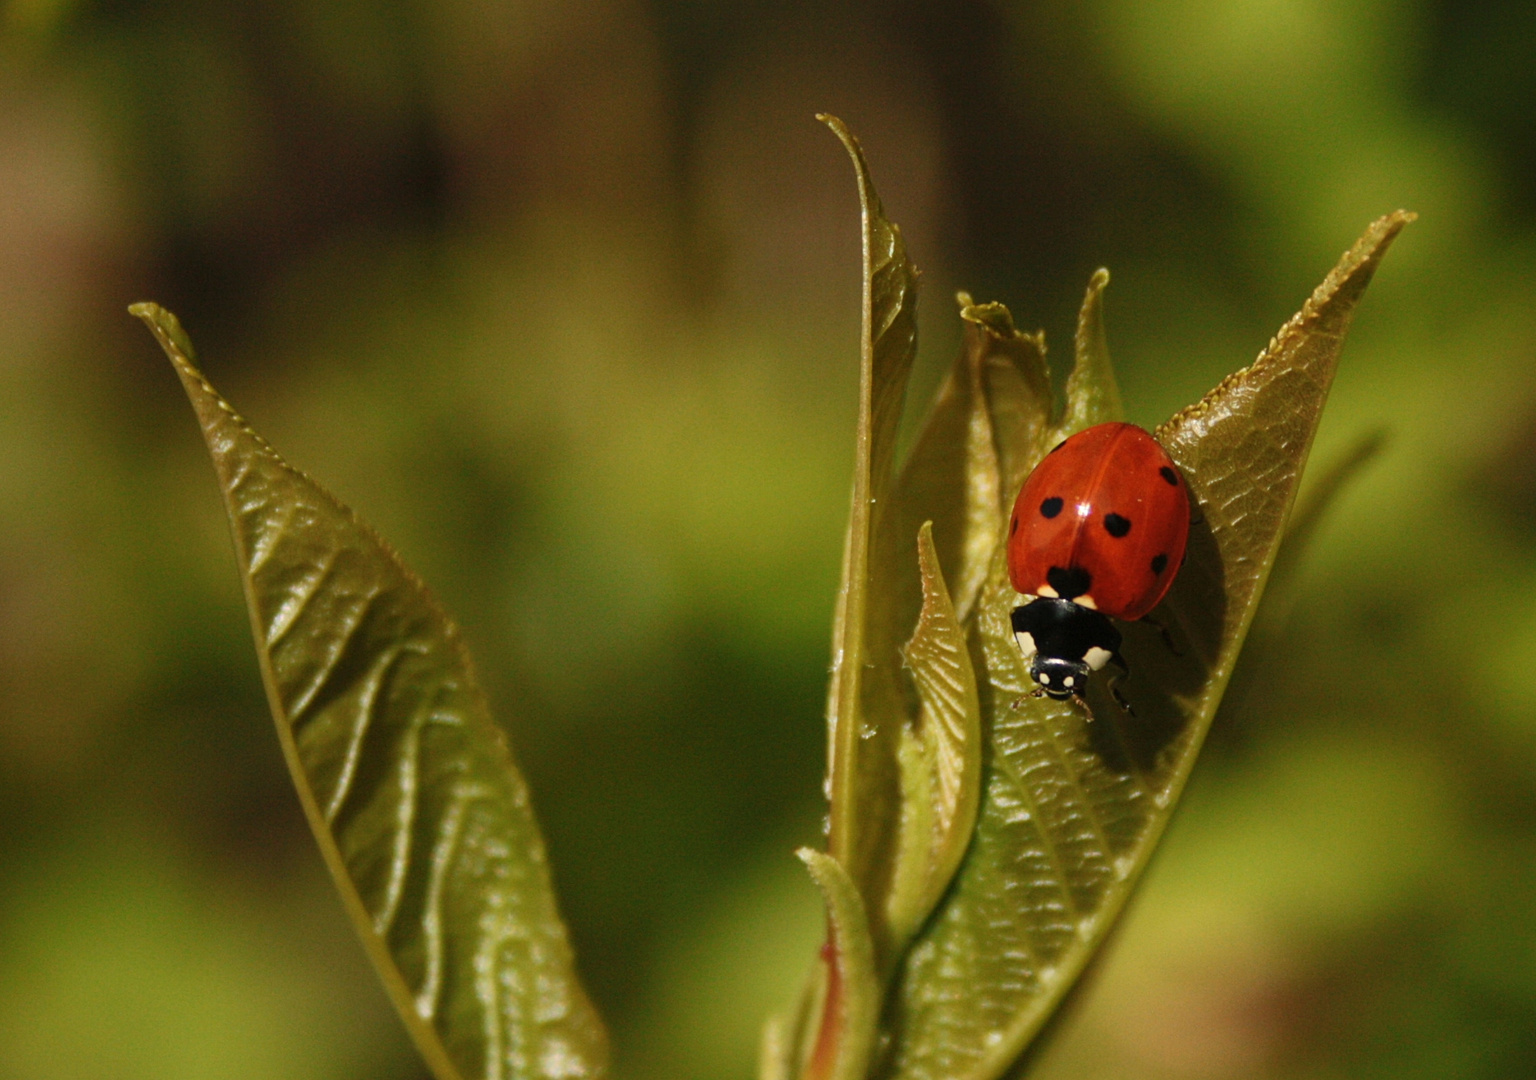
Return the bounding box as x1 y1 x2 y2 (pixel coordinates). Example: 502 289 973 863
134 116 1410 1080
772 117 1410 1080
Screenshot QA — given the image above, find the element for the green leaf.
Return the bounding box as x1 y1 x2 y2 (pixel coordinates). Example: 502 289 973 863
818 113 921 959
1053 269 1122 438
797 850 882 1080
813 117 1054 1000
877 211 1413 1080
133 303 610 1080
952 298 1053 522
885 522 982 954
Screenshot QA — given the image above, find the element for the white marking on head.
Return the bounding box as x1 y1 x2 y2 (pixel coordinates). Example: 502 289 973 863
1062 675 1075 688
1038 584 1059 598
1076 593 1098 610
1084 646 1112 671
1014 632 1037 659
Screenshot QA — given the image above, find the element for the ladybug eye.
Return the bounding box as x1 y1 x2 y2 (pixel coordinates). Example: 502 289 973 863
1103 513 1131 538
1040 497 1064 519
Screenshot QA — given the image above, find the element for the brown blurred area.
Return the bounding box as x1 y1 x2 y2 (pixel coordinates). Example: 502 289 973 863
2 1 1536 1077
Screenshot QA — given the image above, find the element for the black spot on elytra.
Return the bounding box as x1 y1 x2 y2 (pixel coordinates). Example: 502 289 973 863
1159 466 1179 486
1104 513 1131 538
1047 565 1092 600
1151 553 1168 575
1009 515 1018 536
1040 497 1064 519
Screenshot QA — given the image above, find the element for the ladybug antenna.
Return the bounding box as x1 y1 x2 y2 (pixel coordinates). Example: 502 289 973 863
1009 687 1049 711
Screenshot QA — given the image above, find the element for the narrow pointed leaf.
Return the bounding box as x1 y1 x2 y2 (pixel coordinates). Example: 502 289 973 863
902 524 981 861
797 127 1048 1068
886 522 983 953
879 212 1413 1080
818 113 921 949
1054 269 1122 437
955 298 1053 519
799 849 882 1080
134 303 610 1080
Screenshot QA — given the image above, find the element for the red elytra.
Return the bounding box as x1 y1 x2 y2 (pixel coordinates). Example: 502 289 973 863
1006 422 1189 622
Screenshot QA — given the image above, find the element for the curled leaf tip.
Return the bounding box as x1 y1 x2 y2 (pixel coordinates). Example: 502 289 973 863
130 301 197 363
818 114 860 160
798 849 879 1080
816 112 846 134
958 296 1021 338
819 114 895 228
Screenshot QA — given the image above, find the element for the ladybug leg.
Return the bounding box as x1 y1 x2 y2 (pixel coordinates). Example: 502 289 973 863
1107 677 1135 717
1104 651 1136 716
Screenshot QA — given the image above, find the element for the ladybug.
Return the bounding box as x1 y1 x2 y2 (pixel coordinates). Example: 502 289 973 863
1006 422 1190 700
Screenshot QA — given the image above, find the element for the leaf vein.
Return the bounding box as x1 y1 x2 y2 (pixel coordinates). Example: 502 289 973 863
415 781 473 1022
985 718 1084 924
246 497 294 576
264 547 337 647
372 706 424 938
285 583 380 723
323 641 410 825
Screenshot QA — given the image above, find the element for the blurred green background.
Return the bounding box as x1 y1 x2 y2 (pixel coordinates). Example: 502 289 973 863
2 0 1535 1077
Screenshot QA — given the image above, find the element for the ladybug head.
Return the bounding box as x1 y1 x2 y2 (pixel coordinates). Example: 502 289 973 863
1029 655 1091 699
